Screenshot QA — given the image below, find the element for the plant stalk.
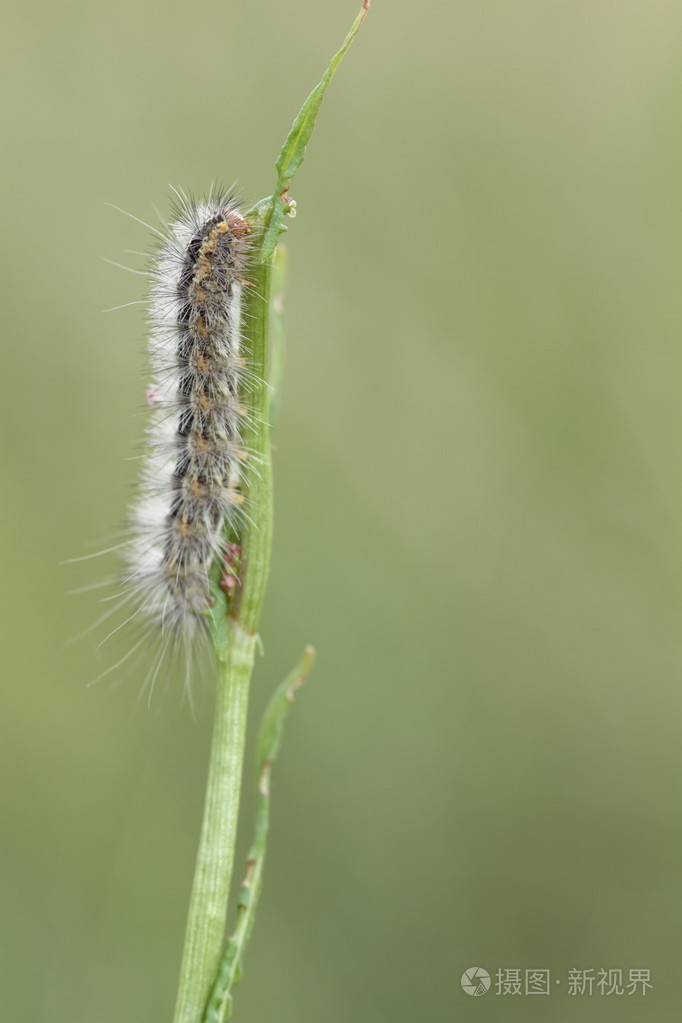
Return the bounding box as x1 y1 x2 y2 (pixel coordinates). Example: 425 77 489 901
172 255 273 1023
171 6 369 1019
172 624 254 1023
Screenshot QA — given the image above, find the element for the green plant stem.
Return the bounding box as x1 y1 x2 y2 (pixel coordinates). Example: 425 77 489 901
173 624 255 1023
172 7 369 1020
173 256 274 1023
267 244 287 426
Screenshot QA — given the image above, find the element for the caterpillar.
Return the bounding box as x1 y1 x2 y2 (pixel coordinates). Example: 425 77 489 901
120 190 254 659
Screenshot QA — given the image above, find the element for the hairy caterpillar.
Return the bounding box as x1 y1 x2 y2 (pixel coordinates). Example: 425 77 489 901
98 190 255 683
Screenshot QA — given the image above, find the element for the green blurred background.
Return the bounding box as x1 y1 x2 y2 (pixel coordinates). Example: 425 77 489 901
3 0 682 1019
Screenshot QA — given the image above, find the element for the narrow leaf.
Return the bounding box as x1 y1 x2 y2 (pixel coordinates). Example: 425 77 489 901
202 646 315 1023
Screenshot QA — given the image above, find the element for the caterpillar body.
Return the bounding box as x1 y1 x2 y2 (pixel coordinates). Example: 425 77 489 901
122 192 253 654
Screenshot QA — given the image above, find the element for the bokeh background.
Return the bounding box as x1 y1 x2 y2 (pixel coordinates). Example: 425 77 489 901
3 0 682 1020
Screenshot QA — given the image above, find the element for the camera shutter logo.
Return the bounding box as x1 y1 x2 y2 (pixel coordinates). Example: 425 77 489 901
461 967 491 996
